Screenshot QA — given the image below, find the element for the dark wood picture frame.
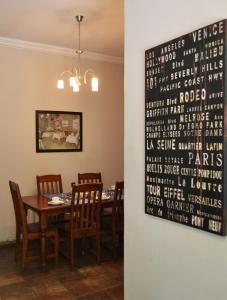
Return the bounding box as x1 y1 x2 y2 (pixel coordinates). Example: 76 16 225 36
36 110 82 152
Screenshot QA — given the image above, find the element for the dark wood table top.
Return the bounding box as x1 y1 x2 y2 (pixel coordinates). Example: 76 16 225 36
23 194 114 212
23 195 69 212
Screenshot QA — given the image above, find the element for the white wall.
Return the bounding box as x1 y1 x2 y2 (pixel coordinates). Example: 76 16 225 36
0 45 123 242
125 1 227 299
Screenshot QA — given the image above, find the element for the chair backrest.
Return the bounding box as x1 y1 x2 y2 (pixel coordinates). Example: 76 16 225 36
78 173 102 184
36 174 63 195
9 181 28 235
113 181 124 231
70 183 103 233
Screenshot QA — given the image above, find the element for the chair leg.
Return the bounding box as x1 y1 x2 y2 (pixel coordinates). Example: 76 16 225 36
112 228 117 259
55 233 59 265
81 237 86 256
22 239 28 270
119 231 124 249
70 239 74 270
96 233 101 265
15 227 21 261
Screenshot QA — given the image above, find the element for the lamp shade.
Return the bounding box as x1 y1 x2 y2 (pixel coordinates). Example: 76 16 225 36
91 77 99 92
57 79 64 89
73 82 80 92
69 76 76 87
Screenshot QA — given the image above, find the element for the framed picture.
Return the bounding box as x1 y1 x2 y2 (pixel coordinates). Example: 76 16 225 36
36 110 82 152
145 19 226 235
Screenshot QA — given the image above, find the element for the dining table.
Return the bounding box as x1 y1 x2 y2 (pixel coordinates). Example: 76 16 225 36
22 192 114 270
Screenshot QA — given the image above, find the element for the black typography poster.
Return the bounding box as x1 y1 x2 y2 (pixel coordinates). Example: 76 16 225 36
145 20 227 235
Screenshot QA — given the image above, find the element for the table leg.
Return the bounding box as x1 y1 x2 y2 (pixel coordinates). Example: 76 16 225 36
40 212 47 270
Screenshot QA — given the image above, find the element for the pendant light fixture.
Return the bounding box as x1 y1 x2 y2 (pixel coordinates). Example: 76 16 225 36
57 15 99 92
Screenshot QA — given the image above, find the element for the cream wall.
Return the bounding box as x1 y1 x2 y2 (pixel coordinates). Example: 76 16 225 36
125 1 227 300
0 45 123 242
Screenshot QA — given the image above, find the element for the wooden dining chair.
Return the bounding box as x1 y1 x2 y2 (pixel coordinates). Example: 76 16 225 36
9 181 59 269
71 172 102 188
102 181 124 259
78 172 102 184
112 181 124 257
37 174 66 222
36 174 63 195
61 183 103 269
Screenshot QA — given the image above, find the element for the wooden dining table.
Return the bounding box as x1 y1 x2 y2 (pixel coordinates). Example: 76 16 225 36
22 194 113 269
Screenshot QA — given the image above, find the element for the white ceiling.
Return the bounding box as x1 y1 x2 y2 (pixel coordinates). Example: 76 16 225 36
0 0 124 58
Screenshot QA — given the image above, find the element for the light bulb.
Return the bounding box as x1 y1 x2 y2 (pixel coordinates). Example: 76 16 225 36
73 82 80 92
57 79 64 89
91 77 99 92
69 76 76 87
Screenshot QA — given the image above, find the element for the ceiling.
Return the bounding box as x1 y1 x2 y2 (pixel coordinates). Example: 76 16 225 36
0 0 124 57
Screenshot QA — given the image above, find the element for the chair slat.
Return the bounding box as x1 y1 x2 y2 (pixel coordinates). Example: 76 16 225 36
36 175 63 195
78 173 102 184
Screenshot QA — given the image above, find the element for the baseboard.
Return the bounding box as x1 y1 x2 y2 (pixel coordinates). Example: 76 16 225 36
0 240 15 247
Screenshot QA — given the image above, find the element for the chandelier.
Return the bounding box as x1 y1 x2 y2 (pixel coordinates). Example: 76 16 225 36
57 15 99 92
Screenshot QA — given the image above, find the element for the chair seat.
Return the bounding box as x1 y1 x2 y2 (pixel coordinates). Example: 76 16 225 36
102 207 112 217
28 222 58 233
28 222 40 233
59 221 97 236
26 222 58 243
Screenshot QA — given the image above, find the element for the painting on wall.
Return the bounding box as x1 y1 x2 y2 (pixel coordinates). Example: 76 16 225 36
36 110 82 152
145 20 227 235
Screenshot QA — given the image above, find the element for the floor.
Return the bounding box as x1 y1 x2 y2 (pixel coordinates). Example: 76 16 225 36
0 244 123 300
